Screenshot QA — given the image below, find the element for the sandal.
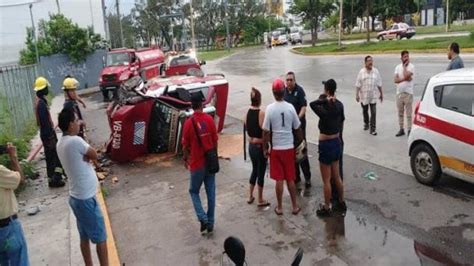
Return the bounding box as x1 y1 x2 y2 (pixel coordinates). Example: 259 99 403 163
257 201 270 207
292 207 302 215
247 197 255 204
316 204 332 217
274 207 283 216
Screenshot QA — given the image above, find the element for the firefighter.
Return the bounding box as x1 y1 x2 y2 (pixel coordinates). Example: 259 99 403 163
33 77 66 187
62 77 86 138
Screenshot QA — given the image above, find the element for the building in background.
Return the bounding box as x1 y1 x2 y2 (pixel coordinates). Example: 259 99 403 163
0 0 105 65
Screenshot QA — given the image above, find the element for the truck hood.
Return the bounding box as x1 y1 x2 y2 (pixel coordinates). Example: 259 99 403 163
101 66 128 76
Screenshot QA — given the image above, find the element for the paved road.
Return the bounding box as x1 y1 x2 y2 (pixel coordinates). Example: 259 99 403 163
204 47 474 175
78 81 474 264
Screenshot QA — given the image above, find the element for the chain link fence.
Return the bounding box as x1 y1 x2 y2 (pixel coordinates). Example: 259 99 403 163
0 64 39 137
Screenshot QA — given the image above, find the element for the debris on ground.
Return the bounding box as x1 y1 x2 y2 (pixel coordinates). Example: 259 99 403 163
112 176 119 184
363 171 378 181
97 172 107 181
27 206 41 216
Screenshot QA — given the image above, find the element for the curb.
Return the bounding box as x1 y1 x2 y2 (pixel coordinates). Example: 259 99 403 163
96 185 121 265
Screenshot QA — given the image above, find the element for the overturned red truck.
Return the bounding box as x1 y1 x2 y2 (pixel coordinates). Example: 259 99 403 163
99 47 165 102
106 73 229 163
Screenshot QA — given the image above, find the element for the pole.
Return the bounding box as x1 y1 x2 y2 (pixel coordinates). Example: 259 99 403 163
101 0 109 44
29 4 40 66
116 0 124 47
366 0 370 42
350 0 353 34
55 0 61 14
445 0 449 32
225 0 230 51
182 12 187 50
89 0 95 31
338 0 343 46
190 0 196 50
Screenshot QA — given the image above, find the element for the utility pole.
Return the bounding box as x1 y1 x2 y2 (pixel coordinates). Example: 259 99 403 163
101 0 110 44
55 0 61 14
446 0 449 32
190 0 196 50
338 0 343 46
366 0 370 42
89 0 95 31
225 0 230 51
350 0 353 34
116 0 124 47
29 4 40 66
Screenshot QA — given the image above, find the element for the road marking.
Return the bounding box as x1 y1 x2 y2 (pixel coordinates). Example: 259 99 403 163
97 187 121 265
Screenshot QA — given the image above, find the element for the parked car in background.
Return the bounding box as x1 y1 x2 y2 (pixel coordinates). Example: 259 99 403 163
377 23 416 40
289 27 303 45
408 68 474 185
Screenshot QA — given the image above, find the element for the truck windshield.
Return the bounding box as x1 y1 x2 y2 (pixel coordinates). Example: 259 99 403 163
106 53 130 66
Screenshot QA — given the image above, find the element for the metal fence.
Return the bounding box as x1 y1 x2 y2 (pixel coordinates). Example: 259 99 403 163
0 64 39 137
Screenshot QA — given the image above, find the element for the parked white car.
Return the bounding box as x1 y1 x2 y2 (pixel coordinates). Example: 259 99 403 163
408 68 474 185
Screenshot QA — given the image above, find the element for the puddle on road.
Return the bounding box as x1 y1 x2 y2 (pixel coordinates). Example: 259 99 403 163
320 210 467 265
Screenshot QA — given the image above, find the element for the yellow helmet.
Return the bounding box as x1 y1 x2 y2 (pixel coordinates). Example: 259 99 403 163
63 77 79 90
34 77 50 91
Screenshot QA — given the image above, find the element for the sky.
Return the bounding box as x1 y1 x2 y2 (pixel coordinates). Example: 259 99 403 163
0 0 106 65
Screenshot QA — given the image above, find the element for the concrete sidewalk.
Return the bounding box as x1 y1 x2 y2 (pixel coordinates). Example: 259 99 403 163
18 87 119 265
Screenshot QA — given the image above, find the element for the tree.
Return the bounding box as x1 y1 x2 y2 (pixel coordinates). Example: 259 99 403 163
289 0 335 46
19 14 104 65
108 13 136 48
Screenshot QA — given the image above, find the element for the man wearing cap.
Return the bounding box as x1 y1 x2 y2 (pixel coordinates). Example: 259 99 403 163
284 71 311 188
182 92 219 235
62 77 87 138
0 143 29 265
34 77 65 187
263 79 303 216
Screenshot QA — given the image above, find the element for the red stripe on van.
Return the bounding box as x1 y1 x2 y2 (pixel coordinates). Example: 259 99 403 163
414 113 474 145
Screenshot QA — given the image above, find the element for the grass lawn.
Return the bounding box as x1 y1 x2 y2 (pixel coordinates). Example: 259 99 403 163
197 49 236 62
294 35 474 55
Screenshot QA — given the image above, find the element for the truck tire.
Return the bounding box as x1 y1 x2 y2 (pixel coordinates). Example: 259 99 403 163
410 143 442 185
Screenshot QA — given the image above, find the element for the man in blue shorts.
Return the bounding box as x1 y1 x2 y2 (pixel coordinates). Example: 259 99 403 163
57 107 108 266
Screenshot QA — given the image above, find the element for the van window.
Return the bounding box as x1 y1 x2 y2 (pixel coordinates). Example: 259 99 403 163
439 84 473 116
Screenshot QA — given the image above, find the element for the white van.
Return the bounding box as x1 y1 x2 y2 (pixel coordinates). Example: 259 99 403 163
408 68 474 185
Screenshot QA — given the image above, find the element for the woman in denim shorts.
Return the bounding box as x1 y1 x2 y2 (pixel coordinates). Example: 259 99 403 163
309 79 347 217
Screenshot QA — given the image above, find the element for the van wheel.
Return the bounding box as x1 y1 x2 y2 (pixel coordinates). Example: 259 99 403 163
410 144 442 185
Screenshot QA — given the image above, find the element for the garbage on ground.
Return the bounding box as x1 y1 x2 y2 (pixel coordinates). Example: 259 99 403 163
112 176 119 184
363 171 378 181
97 172 107 181
27 206 41 216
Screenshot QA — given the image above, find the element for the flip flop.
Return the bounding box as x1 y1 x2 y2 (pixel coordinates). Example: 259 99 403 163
247 197 255 204
292 207 302 215
274 207 283 216
257 201 271 207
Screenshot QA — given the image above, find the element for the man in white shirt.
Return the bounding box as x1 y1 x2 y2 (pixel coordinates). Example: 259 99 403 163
394 50 415 137
263 79 303 216
56 107 108 266
355 56 384 135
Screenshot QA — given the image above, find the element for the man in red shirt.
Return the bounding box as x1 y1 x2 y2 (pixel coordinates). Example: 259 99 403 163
182 93 218 235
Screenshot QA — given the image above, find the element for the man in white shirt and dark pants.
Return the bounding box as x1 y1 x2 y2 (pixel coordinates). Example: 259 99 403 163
263 79 303 216
56 107 109 266
355 55 383 135
394 50 415 137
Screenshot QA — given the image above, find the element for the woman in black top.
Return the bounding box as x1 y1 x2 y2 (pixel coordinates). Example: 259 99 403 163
309 79 346 217
244 88 270 207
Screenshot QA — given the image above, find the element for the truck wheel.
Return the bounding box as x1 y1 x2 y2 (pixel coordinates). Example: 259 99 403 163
410 143 442 185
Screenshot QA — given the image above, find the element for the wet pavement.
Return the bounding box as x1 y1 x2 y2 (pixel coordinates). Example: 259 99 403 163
74 90 474 265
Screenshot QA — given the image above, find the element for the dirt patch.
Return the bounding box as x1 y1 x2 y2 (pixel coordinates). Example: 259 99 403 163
218 134 243 159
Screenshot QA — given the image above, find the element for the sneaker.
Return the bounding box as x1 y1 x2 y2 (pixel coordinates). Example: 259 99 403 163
48 179 65 188
332 201 347 212
305 180 312 188
370 130 377 136
363 124 369 130
316 204 332 217
395 129 405 137
200 221 208 235
207 224 214 235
